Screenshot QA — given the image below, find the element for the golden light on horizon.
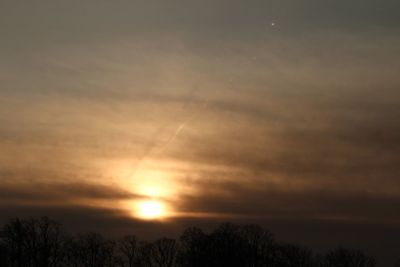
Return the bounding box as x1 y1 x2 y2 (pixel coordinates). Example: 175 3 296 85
124 163 179 220
136 199 165 220
128 169 169 220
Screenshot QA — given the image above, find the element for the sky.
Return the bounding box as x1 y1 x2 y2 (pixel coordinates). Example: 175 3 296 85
1 0 400 265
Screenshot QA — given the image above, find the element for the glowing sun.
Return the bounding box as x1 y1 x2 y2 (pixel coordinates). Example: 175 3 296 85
137 200 165 220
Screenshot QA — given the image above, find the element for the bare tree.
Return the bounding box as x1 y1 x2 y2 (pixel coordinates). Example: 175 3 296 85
36 217 63 267
2 218 26 267
151 238 179 267
117 235 139 267
1 217 64 267
137 241 154 267
321 247 376 267
0 235 10 267
208 222 246 267
240 224 276 267
275 243 314 267
64 232 117 267
179 227 207 267
0 217 388 267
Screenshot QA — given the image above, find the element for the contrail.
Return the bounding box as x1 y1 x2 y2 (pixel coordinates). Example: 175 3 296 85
154 123 186 154
173 123 186 139
155 98 209 154
123 91 210 182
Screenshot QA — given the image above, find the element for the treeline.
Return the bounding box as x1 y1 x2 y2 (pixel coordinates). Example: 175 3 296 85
0 217 395 267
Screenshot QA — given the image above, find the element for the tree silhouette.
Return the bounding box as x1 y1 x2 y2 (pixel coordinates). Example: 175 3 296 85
117 235 139 267
178 227 208 267
207 222 246 266
320 247 376 267
151 238 179 267
275 243 314 267
136 241 155 267
1 217 63 267
0 217 380 267
239 224 275 267
64 233 117 267
2 218 25 267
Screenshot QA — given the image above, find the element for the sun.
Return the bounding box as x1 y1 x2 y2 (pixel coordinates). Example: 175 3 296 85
137 200 165 220
125 165 179 220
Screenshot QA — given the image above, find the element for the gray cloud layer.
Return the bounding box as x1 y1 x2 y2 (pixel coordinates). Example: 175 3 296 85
1 0 400 266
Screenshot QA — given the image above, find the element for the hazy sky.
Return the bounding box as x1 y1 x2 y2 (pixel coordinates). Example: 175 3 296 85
1 0 400 265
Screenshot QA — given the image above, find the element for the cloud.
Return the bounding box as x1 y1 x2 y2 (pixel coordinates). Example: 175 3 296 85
0 181 139 204
174 180 400 223
1 1 400 265
0 204 149 236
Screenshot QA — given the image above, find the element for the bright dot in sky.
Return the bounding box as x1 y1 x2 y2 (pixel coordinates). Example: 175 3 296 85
137 200 165 220
271 22 276 26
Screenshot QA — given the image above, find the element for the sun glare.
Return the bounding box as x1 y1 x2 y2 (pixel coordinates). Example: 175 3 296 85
137 200 165 220
125 164 181 220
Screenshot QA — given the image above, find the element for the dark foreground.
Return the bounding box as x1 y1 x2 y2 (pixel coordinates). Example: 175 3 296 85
0 217 397 267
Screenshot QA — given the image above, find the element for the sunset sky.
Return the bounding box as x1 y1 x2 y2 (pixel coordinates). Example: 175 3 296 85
1 0 400 265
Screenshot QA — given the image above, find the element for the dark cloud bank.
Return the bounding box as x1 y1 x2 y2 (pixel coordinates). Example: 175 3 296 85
1 0 400 266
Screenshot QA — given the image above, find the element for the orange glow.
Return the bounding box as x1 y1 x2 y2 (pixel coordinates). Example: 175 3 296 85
136 199 165 220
